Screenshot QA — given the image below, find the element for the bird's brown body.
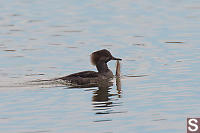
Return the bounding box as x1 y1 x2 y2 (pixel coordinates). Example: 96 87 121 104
59 49 121 86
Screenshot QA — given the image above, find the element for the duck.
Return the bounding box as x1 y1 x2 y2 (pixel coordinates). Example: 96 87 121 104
59 49 122 86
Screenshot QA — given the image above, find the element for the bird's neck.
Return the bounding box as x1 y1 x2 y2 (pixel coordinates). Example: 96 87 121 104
96 61 109 73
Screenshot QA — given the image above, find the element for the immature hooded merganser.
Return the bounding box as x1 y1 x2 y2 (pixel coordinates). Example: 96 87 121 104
59 49 122 86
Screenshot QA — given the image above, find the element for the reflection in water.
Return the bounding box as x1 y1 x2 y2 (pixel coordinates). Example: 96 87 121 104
116 75 122 98
92 77 123 121
92 82 114 109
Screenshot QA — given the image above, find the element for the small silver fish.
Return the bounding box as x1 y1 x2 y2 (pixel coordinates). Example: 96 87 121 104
116 60 121 97
116 60 121 77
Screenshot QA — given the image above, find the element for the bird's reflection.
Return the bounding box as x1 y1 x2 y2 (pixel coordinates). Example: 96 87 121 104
92 81 113 110
92 77 123 116
59 73 123 122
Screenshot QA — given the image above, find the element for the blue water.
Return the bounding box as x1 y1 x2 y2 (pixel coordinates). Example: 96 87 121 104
0 0 200 133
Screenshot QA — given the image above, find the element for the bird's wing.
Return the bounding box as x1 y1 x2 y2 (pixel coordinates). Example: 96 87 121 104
60 71 98 80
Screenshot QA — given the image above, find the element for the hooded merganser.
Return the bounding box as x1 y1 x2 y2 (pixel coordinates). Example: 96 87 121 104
59 49 122 86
